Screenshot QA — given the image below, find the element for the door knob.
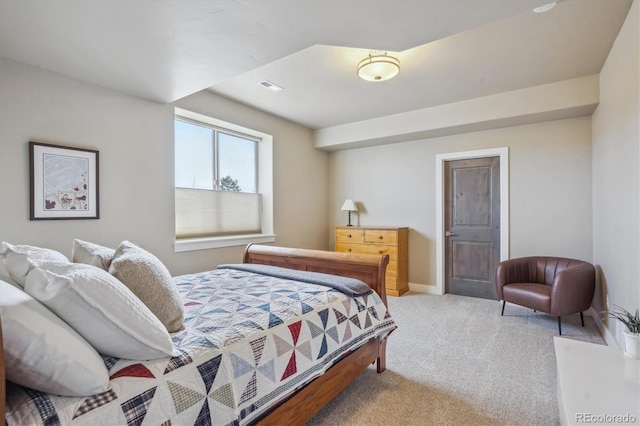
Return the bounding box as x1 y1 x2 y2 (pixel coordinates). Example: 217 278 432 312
445 231 457 237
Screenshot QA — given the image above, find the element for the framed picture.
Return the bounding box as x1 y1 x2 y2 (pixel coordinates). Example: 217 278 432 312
29 142 100 220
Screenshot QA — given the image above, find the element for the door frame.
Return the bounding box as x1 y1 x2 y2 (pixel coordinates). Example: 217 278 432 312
435 147 510 296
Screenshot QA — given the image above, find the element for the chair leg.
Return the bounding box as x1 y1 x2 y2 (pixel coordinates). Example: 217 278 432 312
558 317 562 335
501 300 506 316
580 311 585 327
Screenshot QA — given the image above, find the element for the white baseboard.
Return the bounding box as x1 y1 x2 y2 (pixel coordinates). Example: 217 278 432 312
408 282 442 295
587 307 620 348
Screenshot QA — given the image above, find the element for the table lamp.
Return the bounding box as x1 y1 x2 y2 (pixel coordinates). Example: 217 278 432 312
340 199 358 227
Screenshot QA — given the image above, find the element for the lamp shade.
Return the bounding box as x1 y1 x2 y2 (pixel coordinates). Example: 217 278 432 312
340 199 358 212
357 52 400 82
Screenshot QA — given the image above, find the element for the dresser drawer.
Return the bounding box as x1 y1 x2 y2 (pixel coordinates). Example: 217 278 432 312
364 229 397 244
336 242 397 260
336 228 365 243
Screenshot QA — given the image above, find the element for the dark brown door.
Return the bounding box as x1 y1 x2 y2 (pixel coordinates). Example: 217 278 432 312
445 157 500 300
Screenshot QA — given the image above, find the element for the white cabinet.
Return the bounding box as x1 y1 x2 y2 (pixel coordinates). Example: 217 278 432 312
554 337 639 425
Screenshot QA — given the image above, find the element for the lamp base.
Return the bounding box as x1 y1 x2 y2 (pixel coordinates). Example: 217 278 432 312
346 211 353 227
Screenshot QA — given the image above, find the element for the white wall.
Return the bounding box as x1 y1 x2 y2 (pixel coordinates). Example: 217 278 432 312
0 57 329 275
174 90 331 270
591 0 639 346
329 117 593 288
316 75 599 150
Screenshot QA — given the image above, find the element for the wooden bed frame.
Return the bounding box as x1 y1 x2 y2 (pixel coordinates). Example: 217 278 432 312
244 244 390 425
0 244 391 426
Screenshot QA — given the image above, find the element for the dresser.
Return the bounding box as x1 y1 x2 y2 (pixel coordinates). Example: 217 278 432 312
335 226 409 296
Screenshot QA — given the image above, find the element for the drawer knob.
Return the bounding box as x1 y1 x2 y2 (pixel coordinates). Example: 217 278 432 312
378 236 383 240
378 250 383 254
348 248 352 252
347 234 352 238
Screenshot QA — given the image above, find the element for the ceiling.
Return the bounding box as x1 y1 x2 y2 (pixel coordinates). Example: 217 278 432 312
0 0 633 130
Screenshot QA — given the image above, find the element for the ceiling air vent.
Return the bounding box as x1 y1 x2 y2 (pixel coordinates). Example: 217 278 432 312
533 2 556 13
258 80 284 92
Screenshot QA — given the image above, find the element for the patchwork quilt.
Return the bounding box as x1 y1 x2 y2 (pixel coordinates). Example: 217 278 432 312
6 267 397 426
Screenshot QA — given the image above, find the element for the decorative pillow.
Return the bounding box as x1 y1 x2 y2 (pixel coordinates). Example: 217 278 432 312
0 255 8 279
1 242 69 287
109 241 184 332
24 261 175 360
0 279 109 396
0 259 18 287
72 239 115 270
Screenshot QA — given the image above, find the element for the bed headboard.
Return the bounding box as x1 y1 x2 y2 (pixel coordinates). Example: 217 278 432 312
243 244 389 306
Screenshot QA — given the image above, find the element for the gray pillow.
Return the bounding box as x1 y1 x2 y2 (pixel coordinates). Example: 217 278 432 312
108 241 184 332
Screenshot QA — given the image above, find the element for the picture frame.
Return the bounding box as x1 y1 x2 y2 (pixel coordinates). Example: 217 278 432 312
29 141 100 220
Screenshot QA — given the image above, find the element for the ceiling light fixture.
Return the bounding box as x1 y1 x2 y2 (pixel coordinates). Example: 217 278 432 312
357 51 400 82
533 2 557 13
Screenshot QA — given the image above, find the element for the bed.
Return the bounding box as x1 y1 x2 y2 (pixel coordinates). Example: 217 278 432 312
1 243 396 425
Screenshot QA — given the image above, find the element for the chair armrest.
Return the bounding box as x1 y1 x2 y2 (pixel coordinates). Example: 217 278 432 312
495 257 536 299
550 263 596 316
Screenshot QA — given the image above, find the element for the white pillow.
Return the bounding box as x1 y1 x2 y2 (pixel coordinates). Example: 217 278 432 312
24 261 175 360
109 241 184 332
0 261 19 288
0 280 109 396
1 242 69 287
0 256 9 279
72 239 115 270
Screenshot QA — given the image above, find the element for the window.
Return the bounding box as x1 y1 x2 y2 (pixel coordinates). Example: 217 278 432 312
175 120 257 193
174 108 274 251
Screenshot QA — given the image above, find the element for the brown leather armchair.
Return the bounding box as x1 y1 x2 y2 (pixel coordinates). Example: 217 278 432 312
496 256 595 335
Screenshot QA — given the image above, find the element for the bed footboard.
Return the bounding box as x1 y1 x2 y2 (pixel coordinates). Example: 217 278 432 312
255 337 383 426
244 244 391 425
243 244 389 306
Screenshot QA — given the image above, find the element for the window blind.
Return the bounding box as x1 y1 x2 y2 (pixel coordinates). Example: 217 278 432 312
175 188 261 239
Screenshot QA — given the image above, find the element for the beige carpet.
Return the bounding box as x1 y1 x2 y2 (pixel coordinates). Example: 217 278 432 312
308 292 606 426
